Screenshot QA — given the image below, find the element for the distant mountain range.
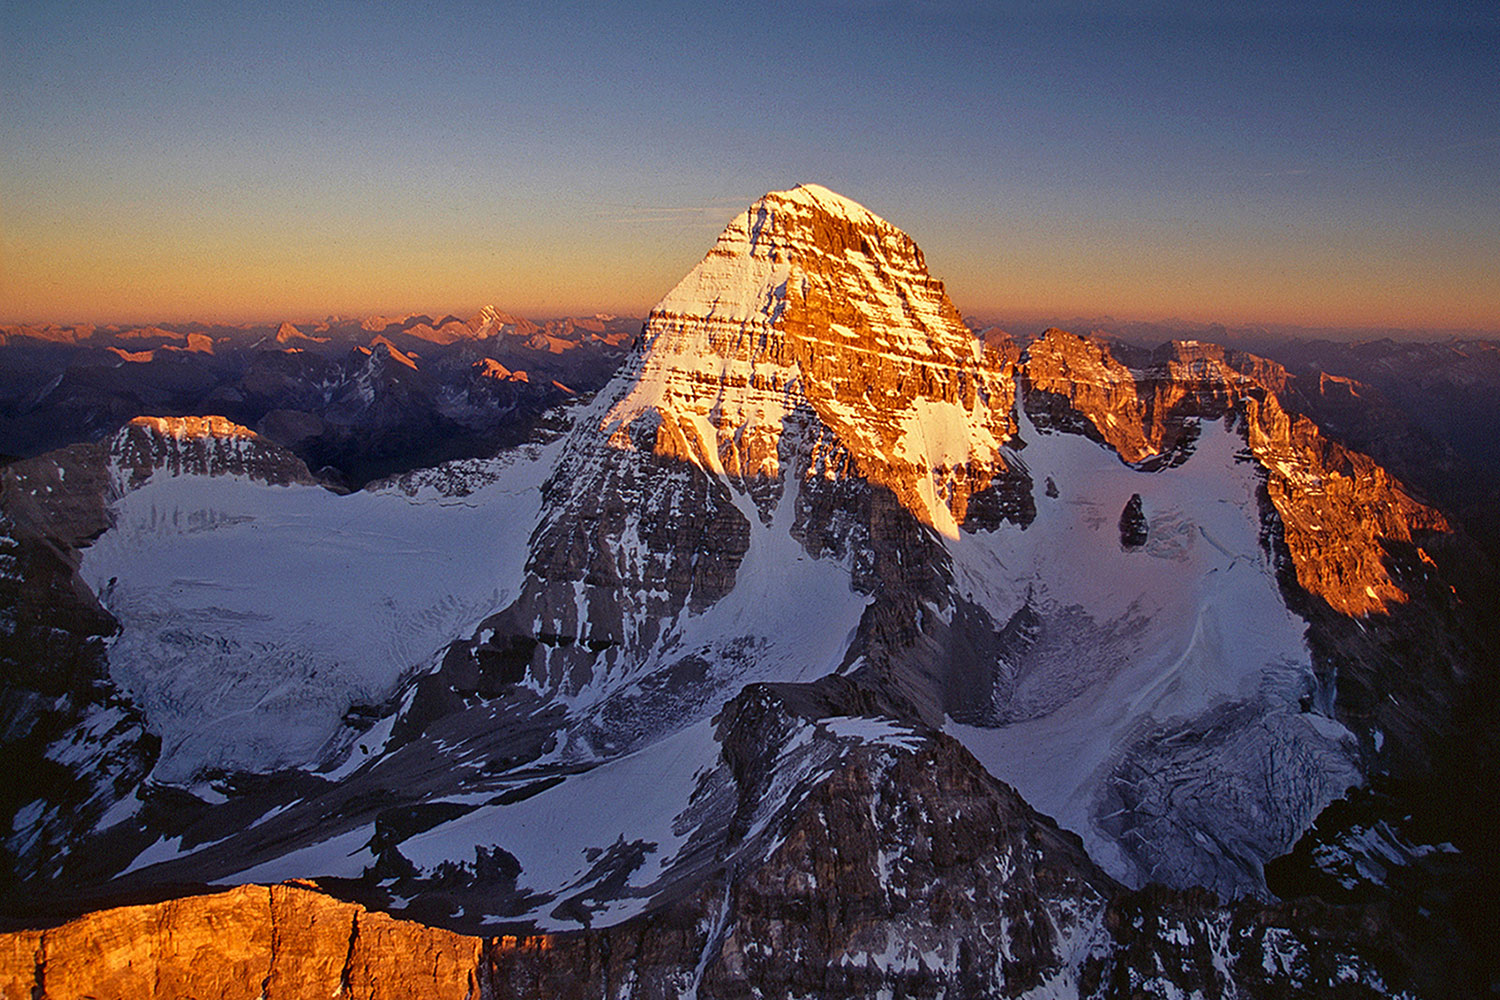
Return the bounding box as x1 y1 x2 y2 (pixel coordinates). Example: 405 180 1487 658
0 310 638 489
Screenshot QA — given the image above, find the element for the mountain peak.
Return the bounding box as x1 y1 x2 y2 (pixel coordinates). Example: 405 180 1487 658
768 182 890 226
109 415 315 488
276 321 328 345
602 185 1017 536
367 335 419 370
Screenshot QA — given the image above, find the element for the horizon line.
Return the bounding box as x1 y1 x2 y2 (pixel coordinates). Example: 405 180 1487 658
5 306 1500 343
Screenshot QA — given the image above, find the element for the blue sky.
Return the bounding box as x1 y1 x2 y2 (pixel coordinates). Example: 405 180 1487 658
3 0 1497 329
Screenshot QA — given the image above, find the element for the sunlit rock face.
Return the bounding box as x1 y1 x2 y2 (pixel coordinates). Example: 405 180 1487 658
1024 330 1448 616
605 183 1021 538
110 415 318 489
0 884 484 1000
459 185 1030 719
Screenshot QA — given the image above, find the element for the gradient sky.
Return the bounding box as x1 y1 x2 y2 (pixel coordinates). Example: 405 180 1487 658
3 0 1498 331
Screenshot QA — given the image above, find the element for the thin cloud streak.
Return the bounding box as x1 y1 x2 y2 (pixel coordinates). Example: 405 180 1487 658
1256 135 1500 179
597 198 750 227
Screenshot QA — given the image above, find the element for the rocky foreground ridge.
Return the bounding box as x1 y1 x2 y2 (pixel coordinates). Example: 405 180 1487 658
0 706 1411 999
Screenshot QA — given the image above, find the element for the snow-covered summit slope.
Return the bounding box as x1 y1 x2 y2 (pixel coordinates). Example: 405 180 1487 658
605 183 1020 537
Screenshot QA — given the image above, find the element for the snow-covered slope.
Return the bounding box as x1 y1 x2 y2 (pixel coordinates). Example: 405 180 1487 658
946 406 1360 894
82 439 560 781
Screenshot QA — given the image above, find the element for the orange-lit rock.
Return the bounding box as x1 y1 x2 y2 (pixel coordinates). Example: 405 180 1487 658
0 885 484 1000
603 184 1019 538
106 346 155 364
110 415 318 488
275 321 330 345
367 336 419 369
1023 329 1449 616
473 358 529 383
473 357 514 380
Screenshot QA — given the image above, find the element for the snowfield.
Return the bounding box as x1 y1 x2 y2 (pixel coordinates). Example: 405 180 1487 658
946 408 1359 893
81 440 563 783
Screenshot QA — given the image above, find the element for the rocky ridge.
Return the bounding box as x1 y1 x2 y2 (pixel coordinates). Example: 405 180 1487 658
1024 330 1448 617
109 415 318 490
0 690 1412 999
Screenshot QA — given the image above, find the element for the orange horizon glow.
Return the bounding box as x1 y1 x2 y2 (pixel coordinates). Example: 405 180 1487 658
7 5 1497 338
6 210 1500 335
7 295 1499 339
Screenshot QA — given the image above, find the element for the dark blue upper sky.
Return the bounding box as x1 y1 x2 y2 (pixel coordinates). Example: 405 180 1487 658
4 0 1497 328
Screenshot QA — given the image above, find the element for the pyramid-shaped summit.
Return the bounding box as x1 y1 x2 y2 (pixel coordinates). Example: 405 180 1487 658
602 184 1021 537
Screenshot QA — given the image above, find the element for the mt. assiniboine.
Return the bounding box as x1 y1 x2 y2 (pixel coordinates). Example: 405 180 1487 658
0 185 1490 998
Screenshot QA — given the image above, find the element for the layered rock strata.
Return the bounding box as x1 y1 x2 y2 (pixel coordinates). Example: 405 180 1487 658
605 183 1020 537
1024 330 1448 617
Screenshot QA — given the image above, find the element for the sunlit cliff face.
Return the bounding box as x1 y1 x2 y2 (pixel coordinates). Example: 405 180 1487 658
123 415 257 440
109 416 316 490
602 184 1019 540
1024 330 1450 617
597 185 1448 617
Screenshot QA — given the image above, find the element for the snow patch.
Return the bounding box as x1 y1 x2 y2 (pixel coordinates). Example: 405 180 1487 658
82 442 561 782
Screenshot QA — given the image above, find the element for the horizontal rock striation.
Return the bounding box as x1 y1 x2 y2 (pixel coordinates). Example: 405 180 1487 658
604 183 1022 538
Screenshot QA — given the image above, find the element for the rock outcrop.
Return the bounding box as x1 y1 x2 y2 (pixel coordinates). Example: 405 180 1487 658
110 415 318 489
1024 330 1449 616
1118 493 1148 549
0 713 1414 998
0 444 154 895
